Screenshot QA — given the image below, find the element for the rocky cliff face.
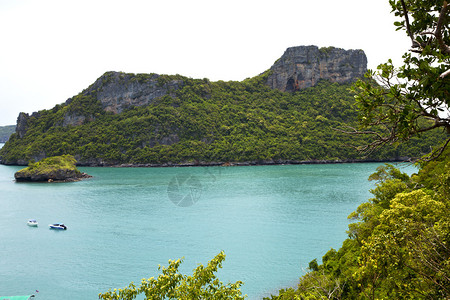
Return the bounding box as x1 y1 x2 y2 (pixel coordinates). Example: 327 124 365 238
81 71 184 114
16 112 30 138
266 46 367 92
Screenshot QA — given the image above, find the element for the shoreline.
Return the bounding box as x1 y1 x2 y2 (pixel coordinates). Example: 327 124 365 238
0 158 413 168
0 149 414 167
75 157 413 167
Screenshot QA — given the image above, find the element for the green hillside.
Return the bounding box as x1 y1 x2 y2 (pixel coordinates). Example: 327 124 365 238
0 125 15 143
0 72 446 165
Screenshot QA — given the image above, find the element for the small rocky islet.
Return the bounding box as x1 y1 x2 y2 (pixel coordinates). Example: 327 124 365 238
14 154 91 182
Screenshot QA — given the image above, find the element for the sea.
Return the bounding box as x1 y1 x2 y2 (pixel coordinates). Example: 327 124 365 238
0 143 416 299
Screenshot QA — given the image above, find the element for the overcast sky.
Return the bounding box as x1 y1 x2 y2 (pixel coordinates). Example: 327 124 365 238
0 0 410 126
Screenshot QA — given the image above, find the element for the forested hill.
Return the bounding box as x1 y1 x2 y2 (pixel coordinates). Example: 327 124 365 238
0 125 15 143
0 46 446 166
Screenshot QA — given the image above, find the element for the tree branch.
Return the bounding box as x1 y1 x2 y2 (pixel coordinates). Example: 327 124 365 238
336 127 398 156
416 121 450 134
423 136 450 161
400 0 420 48
435 0 450 54
440 68 450 78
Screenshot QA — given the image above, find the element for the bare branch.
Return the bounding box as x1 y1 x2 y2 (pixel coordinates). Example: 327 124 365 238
334 126 399 157
440 68 450 78
422 137 450 161
400 0 420 48
410 49 424 54
334 126 385 140
416 122 449 134
435 1 450 54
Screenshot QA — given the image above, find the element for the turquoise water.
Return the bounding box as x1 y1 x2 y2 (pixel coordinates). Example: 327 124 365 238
0 154 415 299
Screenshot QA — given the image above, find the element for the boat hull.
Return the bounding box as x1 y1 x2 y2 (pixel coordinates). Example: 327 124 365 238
27 220 38 227
49 224 67 230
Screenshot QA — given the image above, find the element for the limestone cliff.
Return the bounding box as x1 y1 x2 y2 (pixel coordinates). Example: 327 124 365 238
80 71 184 114
266 46 367 92
16 112 30 138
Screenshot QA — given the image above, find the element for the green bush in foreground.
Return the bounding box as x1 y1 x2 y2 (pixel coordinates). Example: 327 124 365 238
99 251 246 300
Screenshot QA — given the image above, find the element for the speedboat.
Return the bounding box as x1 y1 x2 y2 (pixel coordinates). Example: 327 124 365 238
27 219 38 227
49 223 67 230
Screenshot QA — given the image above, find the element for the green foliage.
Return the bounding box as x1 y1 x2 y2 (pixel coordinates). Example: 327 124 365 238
0 125 15 142
14 154 81 178
0 73 446 165
98 251 246 300
27 154 77 170
351 0 450 157
368 163 410 183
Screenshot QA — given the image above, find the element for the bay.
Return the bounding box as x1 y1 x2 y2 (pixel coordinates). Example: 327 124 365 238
0 150 416 299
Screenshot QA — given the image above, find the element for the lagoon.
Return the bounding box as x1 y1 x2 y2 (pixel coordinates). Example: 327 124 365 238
0 156 415 299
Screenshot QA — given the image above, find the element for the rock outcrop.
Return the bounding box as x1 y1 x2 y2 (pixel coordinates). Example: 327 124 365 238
16 112 30 138
266 45 367 92
80 71 184 114
15 168 91 182
14 155 91 182
15 111 43 139
61 113 87 127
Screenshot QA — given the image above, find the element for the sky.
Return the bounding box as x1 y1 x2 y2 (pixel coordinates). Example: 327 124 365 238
0 0 410 126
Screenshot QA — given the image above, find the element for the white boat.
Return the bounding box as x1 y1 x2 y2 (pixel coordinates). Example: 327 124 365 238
27 219 38 227
49 223 67 230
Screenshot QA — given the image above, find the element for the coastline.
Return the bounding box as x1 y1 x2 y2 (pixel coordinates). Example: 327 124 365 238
76 157 413 167
0 140 413 168
0 158 413 168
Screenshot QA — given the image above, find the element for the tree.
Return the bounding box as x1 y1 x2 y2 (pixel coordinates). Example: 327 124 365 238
356 189 450 299
98 251 246 300
350 0 449 159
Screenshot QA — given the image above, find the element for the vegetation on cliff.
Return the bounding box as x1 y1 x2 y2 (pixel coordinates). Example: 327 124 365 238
14 154 90 182
0 72 446 166
0 125 15 143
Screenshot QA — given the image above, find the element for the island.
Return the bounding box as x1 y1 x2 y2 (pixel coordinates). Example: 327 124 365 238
0 125 15 143
14 154 91 182
0 45 446 167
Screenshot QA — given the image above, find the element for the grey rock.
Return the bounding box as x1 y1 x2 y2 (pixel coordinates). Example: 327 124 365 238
266 45 367 92
16 112 30 138
15 168 76 182
82 71 184 114
62 113 86 127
